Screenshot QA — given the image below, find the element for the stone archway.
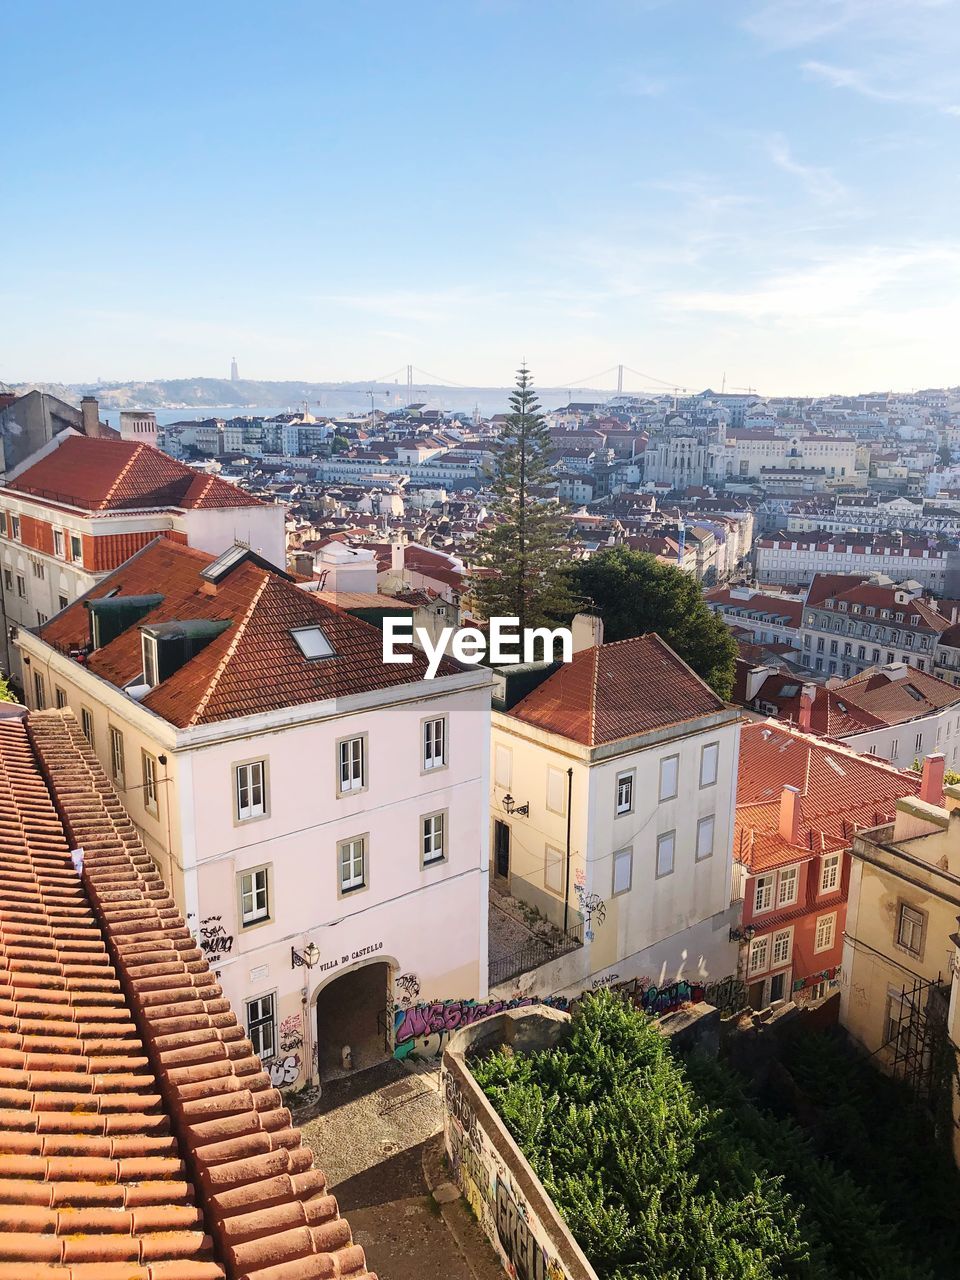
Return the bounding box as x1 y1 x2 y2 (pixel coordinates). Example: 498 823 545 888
313 960 394 1081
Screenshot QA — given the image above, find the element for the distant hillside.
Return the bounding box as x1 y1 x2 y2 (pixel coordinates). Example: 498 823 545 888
9 377 613 417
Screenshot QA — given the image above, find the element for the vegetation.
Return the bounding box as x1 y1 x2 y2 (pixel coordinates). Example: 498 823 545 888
0 672 17 703
471 365 573 631
473 992 960 1280
570 547 739 698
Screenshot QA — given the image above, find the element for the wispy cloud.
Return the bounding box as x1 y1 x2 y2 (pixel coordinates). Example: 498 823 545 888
766 134 849 204
803 59 960 116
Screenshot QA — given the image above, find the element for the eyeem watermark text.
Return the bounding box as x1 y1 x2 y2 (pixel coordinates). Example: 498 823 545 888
383 616 573 679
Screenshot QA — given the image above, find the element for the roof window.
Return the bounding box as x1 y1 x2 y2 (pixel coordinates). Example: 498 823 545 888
291 626 336 660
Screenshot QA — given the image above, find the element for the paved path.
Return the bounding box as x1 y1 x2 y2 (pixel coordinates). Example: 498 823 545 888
297 1059 502 1280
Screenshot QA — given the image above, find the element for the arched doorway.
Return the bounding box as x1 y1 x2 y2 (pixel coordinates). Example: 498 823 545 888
314 960 393 1080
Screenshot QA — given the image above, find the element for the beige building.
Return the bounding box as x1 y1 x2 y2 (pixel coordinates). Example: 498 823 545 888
841 755 960 1148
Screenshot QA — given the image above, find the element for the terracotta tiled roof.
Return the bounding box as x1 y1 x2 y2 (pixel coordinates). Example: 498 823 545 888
39 538 459 728
735 720 920 871
8 437 264 512
507 633 728 746
0 708 374 1279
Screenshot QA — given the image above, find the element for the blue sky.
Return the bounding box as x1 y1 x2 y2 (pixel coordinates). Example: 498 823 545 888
2 0 960 394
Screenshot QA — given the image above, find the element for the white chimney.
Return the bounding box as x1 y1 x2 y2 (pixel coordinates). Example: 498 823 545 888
571 612 604 653
745 664 772 703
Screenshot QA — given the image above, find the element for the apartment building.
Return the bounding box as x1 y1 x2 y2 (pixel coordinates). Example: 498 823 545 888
16 536 491 1088
754 531 959 594
705 585 804 652
489 626 741 999
710 432 861 485
734 721 924 1009
0 429 283 682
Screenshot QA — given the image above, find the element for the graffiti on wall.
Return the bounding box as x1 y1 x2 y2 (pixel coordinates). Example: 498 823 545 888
279 1012 304 1053
395 972 422 1007
444 1068 570 1280
596 973 748 1019
266 1054 301 1087
198 915 234 961
394 995 569 1060
573 884 605 943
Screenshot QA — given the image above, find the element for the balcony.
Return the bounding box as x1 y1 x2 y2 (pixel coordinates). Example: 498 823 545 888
488 887 583 987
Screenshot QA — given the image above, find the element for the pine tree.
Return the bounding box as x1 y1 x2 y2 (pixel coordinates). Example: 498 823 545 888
471 365 573 630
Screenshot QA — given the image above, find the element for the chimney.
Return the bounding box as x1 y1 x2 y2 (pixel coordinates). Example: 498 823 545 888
81 396 101 438
745 664 771 703
920 753 946 806
571 612 604 653
779 784 801 845
799 684 816 732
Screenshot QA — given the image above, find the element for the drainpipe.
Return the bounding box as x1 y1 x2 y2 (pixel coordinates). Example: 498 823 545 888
562 767 573 934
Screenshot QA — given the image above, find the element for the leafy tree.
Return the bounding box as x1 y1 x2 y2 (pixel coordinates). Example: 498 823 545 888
571 546 738 698
471 365 573 630
0 672 17 704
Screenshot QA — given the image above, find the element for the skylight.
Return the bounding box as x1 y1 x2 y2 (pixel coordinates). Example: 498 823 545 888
825 756 847 776
904 684 924 701
291 626 336 660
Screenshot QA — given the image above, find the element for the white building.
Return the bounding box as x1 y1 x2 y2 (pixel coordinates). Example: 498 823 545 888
754 531 959 594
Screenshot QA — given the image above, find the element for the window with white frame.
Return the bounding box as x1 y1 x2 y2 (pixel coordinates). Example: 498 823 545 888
659 754 679 801
546 766 566 815
771 928 793 967
814 912 836 953
70 534 81 562
110 726 125 786
890 737 899 759
338 736 365 793
54 687 66 710
915 731 923 752
246 992 276 1061
80 707 94 746
236 760 267 821
32 671 45 710
54 529 64 557
700 742 719 788
777 866 799 907
142 633 159 688
896 902 924 956
58 593 68 611
656 830 675 878
613 847 633 895
239 866 270 926
749 935 769 974
422 811 446 865
494 744 512 788
616 770 634 816
10 516 20 540
31 559 44 580
338 835 366 893
544 845 563 893
423 717 446 770
15 574 26 598
696 814 715 861
754 873 774 913
820 853 841 893
142 750 159 816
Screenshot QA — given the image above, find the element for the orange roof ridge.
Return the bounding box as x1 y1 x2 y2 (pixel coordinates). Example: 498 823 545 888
187 571 271 727
100 441 145 510
25 709 376 1280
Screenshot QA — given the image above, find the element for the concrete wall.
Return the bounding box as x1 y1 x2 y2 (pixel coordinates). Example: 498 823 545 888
180 503 287 570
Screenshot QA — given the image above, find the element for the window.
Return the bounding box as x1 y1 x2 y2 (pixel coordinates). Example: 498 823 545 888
659 754 679 801
54 529 64 557
2 569 11 591
246 992 276 1061
31 559 44 580
32 671 46 711
820 853 841 893
291 625 335 659
69 535 82 562
754 873 774 914
897 903 924 956
338 835 366 893
10 516 20 540
239 866 270 926
749 935 769 974
422 811 446 865
142 751 159 817
142 634 158 688
423 716 446 771
494 744 512 788
777 866 798 907
613 847 633 895
656 830 675 878
236 760 267 821
16 574 26 598
890 737 899 760
544 844 563 894
110 726 125 785
914 732 923 753
37 612 47 626
771 928 793 967
58 593 68 611
54 687 66 709
338 736 365 794
697 740 720 788
616 770 634 816
80 707 94 746
696 814 715 861
814 912 836 953
546 766 566 815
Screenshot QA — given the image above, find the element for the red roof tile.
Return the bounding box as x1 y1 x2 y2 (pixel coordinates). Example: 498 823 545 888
507 633 728 746
8 437 263 513
0 708 375 1279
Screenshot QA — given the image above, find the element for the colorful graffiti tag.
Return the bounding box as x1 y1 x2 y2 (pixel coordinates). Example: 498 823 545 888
394 995 569 1060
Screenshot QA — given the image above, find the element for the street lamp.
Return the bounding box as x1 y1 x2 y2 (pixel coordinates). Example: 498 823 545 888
502 793 530 818
291 940 322 1092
